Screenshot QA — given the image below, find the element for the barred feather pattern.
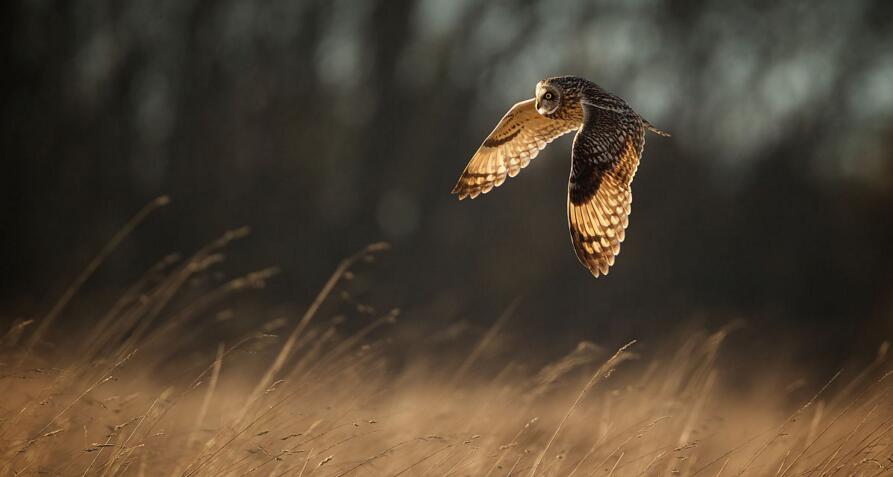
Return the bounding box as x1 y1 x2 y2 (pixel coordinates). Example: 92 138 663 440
451 99 581 200
567 102 646 277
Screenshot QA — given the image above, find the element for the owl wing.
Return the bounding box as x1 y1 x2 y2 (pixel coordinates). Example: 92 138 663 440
452 98 581 200
567 103 647 277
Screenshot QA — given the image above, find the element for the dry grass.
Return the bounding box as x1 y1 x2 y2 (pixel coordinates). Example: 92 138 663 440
2 203 892 476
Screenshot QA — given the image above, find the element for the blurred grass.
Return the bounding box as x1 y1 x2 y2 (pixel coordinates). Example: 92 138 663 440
1 202 892 476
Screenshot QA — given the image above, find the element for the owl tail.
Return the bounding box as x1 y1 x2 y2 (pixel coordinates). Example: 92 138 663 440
644 120 671 137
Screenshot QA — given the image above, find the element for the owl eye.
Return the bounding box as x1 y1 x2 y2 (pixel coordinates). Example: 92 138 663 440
544 92 554 100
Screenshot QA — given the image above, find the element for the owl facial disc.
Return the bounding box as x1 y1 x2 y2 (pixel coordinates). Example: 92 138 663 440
535 82 561 116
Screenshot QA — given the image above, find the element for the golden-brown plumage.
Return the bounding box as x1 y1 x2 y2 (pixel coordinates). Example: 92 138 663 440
451 99 580 200
453 76 669 278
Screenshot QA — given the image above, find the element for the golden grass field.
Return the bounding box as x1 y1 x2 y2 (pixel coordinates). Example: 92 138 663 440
2 202 892 476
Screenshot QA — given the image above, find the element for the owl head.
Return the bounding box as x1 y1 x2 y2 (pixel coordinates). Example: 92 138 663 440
535 80 562 116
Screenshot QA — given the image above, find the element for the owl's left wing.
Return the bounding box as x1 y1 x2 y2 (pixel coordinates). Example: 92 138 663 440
452 99 581 200
567 103 646 277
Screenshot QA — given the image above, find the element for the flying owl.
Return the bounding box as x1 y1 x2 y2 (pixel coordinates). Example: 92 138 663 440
452 76 669 277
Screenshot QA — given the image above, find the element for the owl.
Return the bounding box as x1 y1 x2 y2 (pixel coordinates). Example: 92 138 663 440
452 76 669 277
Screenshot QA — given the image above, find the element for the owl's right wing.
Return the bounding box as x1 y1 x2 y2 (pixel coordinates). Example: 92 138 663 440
567 103 647 277
452 99 581 200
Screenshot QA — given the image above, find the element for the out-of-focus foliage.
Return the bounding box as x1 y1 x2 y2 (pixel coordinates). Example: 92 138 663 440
2 0 892 357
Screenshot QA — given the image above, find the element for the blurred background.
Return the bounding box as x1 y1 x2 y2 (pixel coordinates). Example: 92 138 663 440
2 0 892 366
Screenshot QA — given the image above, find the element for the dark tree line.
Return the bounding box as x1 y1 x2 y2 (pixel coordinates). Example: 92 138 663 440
3 0 893 362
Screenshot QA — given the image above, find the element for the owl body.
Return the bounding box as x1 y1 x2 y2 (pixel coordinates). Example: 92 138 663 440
452 76 668 277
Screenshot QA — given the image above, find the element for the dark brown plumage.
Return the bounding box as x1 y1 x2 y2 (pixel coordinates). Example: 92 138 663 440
452 76 669 277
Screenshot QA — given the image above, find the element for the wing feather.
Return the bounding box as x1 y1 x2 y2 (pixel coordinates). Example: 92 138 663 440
568 103 646 277
452 99 580 200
